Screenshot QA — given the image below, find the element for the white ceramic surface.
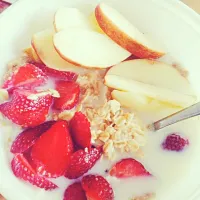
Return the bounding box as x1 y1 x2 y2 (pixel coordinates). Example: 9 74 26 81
1 0 200 200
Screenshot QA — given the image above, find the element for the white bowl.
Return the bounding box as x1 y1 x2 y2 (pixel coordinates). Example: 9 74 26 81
1 0 200 200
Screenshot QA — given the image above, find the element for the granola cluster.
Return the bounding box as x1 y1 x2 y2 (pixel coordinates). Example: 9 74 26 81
53 70 146 160
85 100 146 160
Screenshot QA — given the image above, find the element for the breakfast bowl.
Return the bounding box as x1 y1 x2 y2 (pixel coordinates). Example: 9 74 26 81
1 0 200 200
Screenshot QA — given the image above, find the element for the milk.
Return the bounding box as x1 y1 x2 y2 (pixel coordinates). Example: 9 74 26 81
1 102 200 200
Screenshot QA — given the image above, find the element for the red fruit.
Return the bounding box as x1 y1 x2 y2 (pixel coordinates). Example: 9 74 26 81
11 154 57 190
2 64 47 90
11 121 55 154
53 81 80 110
82 175 114 200
63 182 87 200
0 1 10 13
69 112 91 149
65 147 102 179
35 63 78 81
31 120 74 178
109 158 151 178
162 133 189 152
0 89 53 127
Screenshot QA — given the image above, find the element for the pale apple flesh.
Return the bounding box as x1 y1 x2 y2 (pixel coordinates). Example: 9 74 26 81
112 90 183 112
105 74 196 107
53 28 131 68
95 3 165 59
88 12 104 34
24 47 42 63
54 7 92 32
31 29 83 73
107 59 194 95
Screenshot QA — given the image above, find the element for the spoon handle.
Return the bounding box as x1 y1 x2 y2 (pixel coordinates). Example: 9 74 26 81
153 102 200 131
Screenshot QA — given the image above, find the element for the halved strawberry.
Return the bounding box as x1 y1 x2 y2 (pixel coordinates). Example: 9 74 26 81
11 121 55 154
2 63 47 90
63 182 87 200
69 112 91 149
82 175 114 200
53 81 80 110
0 89 53 127
11 154 57 190
109 158 151 178
34 63 78 81
31 120 74 178
65 147 102 179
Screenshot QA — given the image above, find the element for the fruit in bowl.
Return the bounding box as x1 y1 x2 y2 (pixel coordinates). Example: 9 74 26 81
0 1 200 200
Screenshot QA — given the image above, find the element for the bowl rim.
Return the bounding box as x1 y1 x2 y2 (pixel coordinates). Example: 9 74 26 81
0 0 200 200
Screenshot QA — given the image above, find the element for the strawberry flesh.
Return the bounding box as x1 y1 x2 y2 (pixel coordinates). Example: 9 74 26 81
63 182 87 200
53 81 80 110
162 133 189 151
34 63 78 81
82 175 114 200
69 112 91 149
109 158 151 178
2 63 47 90
11 154 57 190
65 147 102 179
31 120 74 178
11 121 55 154
0 89 53 127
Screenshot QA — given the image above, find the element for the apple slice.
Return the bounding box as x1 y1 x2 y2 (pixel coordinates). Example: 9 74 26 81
24 47 42 63
107 59 194 95
112 90 181 111
54 7 92 32
53 28 131 68
88 12 104 34
32 29 83 73
95 3 165 59
105 75 196 107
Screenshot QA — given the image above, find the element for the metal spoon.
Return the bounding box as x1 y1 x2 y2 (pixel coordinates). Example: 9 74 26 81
150 102 200 131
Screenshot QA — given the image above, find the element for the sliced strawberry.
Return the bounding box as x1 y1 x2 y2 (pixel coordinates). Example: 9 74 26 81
31 120 74 178
63 182 87 200
0 89 53 127
34 63 78 81
2 64 47 90
82 175 114 200
11 154 57 190
109 158 151 178
11 121 55 154
65 147 102 179
69 112 91 149
53 81 80 110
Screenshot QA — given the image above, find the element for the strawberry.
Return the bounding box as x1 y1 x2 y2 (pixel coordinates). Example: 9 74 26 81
11 121 55 154
2 63 47 90
34 63 78 81
0 89 53 127
109 158 151 178
31 120 74 178
63 182 87 200
82 175 114 200
65 147 102 179
11 154 57 190
69 112 91 149
162 133 189 151
53 81 80 110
